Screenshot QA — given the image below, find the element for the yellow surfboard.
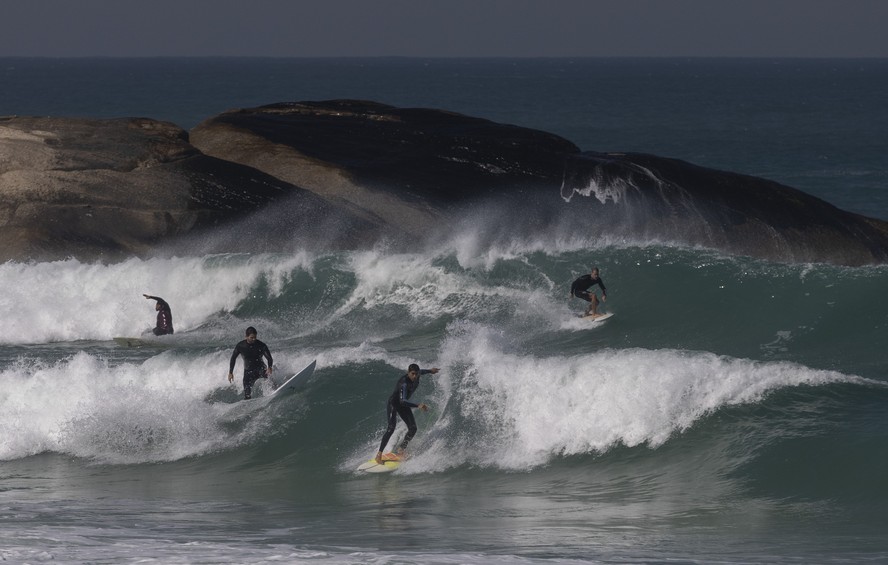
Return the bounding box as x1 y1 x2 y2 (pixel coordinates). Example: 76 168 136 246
356 452 402 474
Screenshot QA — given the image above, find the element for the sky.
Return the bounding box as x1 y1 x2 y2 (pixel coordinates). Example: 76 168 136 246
2 0 888 58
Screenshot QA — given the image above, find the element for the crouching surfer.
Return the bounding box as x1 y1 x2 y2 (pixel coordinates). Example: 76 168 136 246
570 266 607 318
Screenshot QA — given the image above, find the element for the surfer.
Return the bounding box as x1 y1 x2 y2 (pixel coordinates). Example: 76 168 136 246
143 294 174 335
375 363 440 464
227 326 274 400
570 267 607 317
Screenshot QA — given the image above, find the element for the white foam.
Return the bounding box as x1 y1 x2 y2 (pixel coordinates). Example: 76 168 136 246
0 332 432 464
0 348 322 463
564 176 629 204
0 253 315 344
342 248 515 319
400 322 871 473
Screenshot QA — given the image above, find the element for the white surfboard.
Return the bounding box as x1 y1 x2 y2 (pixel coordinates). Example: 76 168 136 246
113 336 174 348
357 453 402 474
580 312 614 322
266 360 317 401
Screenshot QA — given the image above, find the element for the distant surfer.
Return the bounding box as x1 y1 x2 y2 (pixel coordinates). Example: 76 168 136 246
227 326 274 400
570 267 607 318
375 363 440 465
143 294 174 335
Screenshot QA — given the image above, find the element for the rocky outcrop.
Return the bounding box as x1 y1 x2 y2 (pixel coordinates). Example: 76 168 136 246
561 152 888 265
190 100 580 236
0 116 370 261
4 103 888 265
191 100 888 266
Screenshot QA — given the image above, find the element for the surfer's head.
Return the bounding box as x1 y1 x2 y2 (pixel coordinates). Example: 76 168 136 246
590 266 599 277
245 326 257 343
408 363 420 379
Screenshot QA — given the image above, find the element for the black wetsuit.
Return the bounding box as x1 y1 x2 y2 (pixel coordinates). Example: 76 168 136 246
570 274 607 302
377 369 435 453
229 339 273 399
146 295 174 336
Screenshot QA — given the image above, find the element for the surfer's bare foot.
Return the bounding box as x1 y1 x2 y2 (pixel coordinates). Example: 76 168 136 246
375 452 384 465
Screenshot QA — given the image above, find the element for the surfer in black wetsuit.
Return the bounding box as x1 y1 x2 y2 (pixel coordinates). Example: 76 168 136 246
143 294 174 335
375 363 440 464
227 326 274 400
570 267 607 317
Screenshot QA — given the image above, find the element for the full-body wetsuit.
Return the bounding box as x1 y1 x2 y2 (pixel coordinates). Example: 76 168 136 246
145 295 174 336
377 369 435 453
229 339 273 399
570 274 607 302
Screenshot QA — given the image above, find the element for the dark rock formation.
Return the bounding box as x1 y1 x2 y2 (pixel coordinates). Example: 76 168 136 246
191 100 888 266
561 152 888 265
190 100 580 235
0 116 369 261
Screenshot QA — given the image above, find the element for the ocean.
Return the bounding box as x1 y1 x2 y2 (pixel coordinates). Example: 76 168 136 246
1 58 887 564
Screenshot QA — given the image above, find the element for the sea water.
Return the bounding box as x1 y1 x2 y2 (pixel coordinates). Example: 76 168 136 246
1 58 887 564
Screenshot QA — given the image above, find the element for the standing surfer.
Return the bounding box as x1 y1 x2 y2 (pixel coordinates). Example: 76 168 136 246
570 267 607 318
143 294 174 335
375 363 440 464
228 326 274 400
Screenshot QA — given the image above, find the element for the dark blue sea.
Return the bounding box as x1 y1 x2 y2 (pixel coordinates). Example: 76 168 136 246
1 58 887 564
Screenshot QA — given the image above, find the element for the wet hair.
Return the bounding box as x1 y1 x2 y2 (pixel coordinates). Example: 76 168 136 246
408 363 420 373
245 326 257 337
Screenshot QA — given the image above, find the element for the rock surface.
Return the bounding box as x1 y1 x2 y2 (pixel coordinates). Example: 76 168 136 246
561 152 888 265
0 116 367 261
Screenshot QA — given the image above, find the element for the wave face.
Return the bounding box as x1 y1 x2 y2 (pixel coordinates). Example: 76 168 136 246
3 238 886 461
